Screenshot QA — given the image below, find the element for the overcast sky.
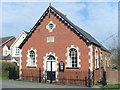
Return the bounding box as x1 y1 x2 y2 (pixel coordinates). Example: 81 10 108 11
1 1 118 49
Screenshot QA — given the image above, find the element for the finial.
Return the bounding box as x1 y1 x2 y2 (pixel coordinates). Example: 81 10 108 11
49 3 51 6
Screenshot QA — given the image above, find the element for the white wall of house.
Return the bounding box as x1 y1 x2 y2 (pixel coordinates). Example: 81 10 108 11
3 45 10 56
11 31 27 57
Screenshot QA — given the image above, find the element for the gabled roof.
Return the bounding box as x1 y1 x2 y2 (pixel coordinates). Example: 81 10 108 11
6 45 10 49
0 36 15 46
19 5 109 52
10 30 28 48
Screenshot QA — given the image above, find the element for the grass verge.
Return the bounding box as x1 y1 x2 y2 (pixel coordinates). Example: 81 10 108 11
102 84 120 89
0 76 9 80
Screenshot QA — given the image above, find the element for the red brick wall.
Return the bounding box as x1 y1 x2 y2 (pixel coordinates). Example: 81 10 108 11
106 68 120 84
21 12 90 72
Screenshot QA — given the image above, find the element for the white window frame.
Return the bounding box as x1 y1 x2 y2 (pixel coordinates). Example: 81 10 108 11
4 50 8 56
46 21 56 32
26 48 37 67
16 47 20 55
65 45 80 68
95 48 99 69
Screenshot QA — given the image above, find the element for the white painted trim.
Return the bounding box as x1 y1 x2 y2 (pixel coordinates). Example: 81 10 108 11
88 44 93 71
65 45 81 68
19 49 22 79
26 48 37 67
46 21 56 32
43 52 58 81
95 47 99 69
10 31 27 49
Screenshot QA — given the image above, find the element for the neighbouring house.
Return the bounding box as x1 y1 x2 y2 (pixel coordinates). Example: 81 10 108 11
0 36 16 62
10 31 28 66
19 5 111 85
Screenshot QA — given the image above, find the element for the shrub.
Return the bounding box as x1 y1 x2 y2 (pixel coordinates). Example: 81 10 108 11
0 61 16 77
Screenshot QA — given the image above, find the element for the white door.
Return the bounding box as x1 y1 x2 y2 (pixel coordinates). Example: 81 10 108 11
46 55 56 80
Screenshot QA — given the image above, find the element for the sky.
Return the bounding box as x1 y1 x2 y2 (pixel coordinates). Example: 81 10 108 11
1 1 118 49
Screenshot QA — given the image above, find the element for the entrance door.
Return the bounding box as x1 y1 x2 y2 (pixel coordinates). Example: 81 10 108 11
46 55 56 80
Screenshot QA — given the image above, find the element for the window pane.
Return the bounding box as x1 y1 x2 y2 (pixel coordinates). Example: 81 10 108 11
72 64 74 67
75 64 77 67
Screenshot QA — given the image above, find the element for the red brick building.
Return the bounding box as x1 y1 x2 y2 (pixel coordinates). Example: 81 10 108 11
19 5 110 85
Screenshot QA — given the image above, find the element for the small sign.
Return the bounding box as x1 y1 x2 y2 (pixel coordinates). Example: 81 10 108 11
59 61 64 72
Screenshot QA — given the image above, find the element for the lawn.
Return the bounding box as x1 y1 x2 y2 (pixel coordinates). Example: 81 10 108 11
102 84 120 89
0 76 9 80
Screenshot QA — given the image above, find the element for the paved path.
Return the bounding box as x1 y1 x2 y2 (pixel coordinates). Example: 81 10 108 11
1 80 100 88
2 80 86 88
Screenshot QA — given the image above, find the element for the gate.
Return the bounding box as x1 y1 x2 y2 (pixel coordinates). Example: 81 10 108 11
87 69 94 87
9 66 19 80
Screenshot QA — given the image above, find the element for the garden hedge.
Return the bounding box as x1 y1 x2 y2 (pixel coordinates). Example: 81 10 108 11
0 61 19 79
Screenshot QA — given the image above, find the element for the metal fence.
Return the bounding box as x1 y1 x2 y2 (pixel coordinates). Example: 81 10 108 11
21 69 94 87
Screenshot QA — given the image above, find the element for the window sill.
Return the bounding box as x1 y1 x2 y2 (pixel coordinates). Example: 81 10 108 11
66 67 79 69
15 54 19 55
27 66 37 68
27 65 37 68
95 68 99 70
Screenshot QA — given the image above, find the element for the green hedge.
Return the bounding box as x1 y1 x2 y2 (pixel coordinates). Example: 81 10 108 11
0 61 16 77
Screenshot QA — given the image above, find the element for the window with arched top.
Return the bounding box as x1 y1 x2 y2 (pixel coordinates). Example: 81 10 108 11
95 49 99 69
27 48 37 67
66 45 80 69
69 48 78 68
30 50 35 63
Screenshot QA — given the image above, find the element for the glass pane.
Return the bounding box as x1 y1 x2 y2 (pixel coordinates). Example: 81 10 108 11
72 64 74 67
75 64 77 67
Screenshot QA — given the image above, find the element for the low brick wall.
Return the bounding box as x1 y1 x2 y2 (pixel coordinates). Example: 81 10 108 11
94 69 100 84
106 69 120 84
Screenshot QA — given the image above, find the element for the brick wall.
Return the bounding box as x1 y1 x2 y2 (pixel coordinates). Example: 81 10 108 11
106 69 120 84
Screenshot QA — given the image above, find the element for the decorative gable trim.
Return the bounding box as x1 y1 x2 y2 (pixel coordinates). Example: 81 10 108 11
19 6 91 49
11 31 27 48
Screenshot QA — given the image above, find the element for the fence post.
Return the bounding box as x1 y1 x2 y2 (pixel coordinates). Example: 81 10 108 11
88 69 91 87
39 68 41 82
93 70 94 85
102 69 107 86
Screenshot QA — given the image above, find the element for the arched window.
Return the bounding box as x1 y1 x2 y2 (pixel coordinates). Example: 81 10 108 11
95 50 99 69
69 48 78 67
30 50 35 63
27 48 37 67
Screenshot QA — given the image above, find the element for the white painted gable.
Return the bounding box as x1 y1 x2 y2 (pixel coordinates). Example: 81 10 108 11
11 31 27 57
3 45 10 56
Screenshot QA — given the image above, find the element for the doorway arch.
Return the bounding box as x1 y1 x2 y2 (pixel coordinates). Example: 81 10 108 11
43 52 58 81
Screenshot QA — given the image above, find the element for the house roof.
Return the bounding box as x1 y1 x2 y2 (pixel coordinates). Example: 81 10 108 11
19 5 109 52
0 36 15 46
6 45 10 49
10 30 28 48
